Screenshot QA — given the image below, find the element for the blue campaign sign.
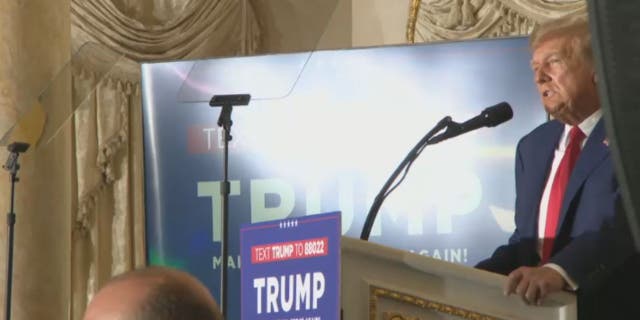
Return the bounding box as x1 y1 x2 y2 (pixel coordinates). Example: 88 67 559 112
240 211 341 320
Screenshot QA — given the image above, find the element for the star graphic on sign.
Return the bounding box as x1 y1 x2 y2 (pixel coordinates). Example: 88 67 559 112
279 219 299 229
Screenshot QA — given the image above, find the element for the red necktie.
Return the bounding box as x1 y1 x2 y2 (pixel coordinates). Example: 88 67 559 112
541 126 586 263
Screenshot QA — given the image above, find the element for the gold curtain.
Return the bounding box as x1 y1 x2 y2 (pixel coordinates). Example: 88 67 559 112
68 0 261 318
69 44 144 318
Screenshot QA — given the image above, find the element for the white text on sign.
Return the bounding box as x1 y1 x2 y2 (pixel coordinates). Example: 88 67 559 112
253 272 326 314
251 238 328 264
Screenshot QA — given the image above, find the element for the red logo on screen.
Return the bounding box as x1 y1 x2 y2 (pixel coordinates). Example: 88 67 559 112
188 125 222 154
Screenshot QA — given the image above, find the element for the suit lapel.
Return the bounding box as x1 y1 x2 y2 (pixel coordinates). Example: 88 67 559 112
556 119 609 236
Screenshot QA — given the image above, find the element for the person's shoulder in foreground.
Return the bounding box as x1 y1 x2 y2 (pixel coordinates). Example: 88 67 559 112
83 266 223 320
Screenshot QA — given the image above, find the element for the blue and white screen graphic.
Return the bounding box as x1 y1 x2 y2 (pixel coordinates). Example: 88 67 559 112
141 37 546 319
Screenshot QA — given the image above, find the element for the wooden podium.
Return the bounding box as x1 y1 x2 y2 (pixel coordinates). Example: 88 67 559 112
341 236 576 320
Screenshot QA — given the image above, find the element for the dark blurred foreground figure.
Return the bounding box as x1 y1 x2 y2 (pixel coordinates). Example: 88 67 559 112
475 11 640 319
83 266 223 320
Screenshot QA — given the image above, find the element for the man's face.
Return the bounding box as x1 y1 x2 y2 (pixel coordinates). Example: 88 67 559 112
531 36 599 125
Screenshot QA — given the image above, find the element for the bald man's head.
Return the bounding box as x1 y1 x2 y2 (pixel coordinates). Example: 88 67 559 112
83 267 222 320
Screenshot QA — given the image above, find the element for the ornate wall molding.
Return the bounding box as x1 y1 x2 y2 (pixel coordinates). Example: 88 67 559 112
407 0 586 43
71 0 261 61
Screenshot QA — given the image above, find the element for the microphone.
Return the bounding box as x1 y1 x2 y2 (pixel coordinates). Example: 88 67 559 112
428 102 513 144
360 102 512 241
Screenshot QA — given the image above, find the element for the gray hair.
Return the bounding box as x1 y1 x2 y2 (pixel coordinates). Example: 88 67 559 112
529 11 593 65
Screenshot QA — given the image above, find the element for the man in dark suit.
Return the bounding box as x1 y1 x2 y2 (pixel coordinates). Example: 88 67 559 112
475 12 639 319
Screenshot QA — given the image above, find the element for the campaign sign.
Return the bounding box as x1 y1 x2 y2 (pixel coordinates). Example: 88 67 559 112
241 211 341 320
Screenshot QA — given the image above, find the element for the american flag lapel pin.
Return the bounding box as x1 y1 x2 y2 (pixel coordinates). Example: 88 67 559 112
603 138 609 147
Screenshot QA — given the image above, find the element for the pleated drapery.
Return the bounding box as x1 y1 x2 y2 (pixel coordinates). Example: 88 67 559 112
71 0 260 60
407 0 585 43
68 1 260 318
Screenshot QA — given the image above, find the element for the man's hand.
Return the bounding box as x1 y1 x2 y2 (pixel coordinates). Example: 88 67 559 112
504 266 566 305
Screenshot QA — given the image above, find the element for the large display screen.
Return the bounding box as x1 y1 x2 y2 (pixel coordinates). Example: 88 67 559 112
141 37 545 319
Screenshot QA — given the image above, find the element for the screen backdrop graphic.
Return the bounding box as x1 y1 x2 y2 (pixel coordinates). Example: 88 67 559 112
141 37 546 319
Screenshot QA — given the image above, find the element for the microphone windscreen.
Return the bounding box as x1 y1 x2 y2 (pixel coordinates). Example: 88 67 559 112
483 102 513 127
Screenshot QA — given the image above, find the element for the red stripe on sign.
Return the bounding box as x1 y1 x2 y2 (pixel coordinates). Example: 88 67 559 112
251 237 328 264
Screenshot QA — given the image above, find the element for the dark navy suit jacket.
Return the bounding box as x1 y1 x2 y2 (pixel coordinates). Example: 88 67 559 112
476 119 640 319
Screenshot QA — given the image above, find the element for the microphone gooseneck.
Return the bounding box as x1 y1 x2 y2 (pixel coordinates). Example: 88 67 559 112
360 102 513 241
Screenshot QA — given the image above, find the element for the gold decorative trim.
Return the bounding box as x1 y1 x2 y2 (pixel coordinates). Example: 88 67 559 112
383 312 421 320
370 286 503 320
406 0 422 43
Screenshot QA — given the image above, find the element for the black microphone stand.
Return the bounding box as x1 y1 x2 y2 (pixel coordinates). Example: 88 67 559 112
3 142 29 320
218 105 232 319
360 117 452 240
360 102 512 241
209 94 250 319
